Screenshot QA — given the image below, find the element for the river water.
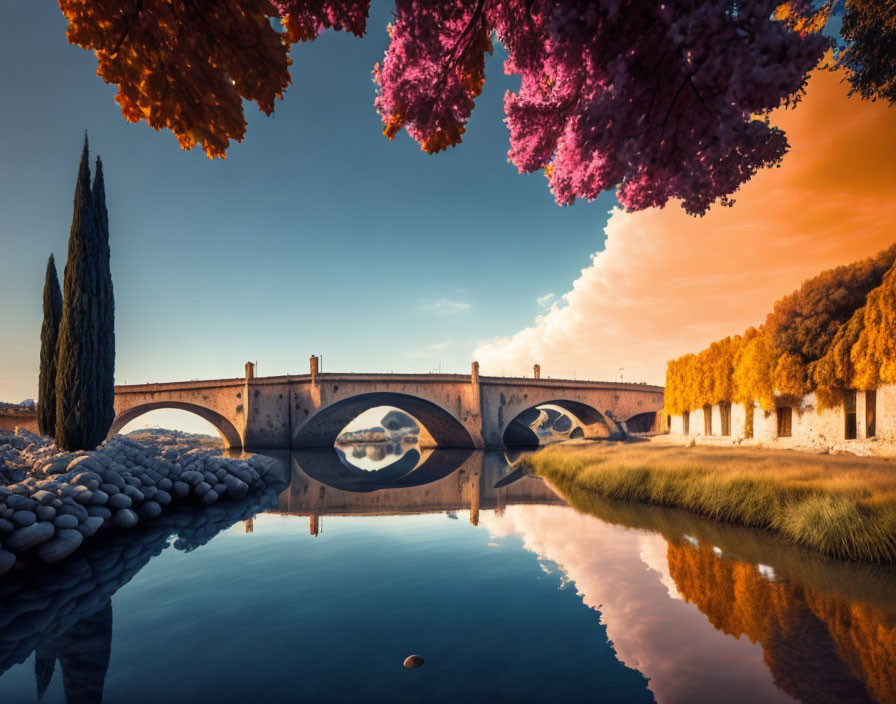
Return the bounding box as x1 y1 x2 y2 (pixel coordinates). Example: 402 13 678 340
1 446 895 703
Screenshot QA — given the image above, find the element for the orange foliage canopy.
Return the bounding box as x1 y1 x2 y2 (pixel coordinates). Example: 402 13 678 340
59 0 292 158
665 244 896 414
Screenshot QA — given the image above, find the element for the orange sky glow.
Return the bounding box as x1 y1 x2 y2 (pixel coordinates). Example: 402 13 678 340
475 67 896 385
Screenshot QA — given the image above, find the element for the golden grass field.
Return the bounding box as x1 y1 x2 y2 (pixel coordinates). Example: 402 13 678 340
524 441 896 564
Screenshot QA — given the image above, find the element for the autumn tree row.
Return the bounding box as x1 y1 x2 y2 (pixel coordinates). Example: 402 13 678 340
665 244 896 416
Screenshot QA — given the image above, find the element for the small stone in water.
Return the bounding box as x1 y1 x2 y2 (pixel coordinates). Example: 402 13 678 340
403 655 425 669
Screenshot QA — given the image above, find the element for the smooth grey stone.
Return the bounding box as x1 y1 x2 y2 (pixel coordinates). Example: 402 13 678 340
112 509 138 528
172 481 189 499
154 490 172 506
31 489 55 505
0 518 14 534
88 490 110 505
203 471 217 485
202 490 219 505
141 485 158 501
37 529 83 563
136 501 161 519
107 493 132 510
194 482 211 497
71 471 101 490
214 483 228 496
124 476 142 488
6 494 36 510
0 549 14 575
72 487 93 505
101 472 126 490
123 485 144 503
11 511 36 527
180 470 203 486
58 503 88 521
77 516 105 538
158 478 172 491
100 483 120 496
163 449 178 461
87 506 112 520
54 514 79 529
6 522 55 551
36 506 56 522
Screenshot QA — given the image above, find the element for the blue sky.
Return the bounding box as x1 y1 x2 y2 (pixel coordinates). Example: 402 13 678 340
0 2 616 422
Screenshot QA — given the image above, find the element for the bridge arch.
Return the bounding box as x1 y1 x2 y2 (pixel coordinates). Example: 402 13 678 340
108 402 243 449
502 399 616 447
294 392 476 449
625 411 660 433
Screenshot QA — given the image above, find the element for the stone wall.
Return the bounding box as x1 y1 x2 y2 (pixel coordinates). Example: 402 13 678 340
0 408 38 434
668 384 896 452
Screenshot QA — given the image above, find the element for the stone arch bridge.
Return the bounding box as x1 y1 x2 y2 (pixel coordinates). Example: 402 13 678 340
110 360 664 450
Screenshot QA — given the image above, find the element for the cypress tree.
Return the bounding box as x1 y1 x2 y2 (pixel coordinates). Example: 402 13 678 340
56 135 101 451
93 156 115 434
37 255 63 436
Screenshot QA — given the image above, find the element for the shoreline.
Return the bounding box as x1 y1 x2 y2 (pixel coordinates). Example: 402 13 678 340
524 440 896 565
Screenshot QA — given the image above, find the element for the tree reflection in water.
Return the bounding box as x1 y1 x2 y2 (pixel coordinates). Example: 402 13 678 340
542 476 896 704
668 541 895 704
0 485 284 703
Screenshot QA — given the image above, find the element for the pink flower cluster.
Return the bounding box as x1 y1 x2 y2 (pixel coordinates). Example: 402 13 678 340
280 0 830 214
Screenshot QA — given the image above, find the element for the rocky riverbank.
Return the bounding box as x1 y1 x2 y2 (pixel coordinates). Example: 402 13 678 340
0 429 282 573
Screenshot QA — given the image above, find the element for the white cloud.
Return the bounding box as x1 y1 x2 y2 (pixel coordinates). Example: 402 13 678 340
474 69 896 386
406 341 452 358
536 292 556 308
420 298 471 315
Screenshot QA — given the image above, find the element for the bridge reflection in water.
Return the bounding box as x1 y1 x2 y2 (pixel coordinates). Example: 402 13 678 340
262 448 565 530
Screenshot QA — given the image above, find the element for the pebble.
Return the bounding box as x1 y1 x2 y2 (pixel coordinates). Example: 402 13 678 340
32 490 55 506
54 514 79 529
36 506 56 522
87 506 112 520
77 516 105 538
107 493 132 510
59 503 88 521
6 494 35 510
137 501 162 519
37 529 83 563
403 655 425 669
11 510 36 527
6 522 55 551
112 509 138 528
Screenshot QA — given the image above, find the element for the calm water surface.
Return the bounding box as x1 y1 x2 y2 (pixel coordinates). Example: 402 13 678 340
1 447 895 703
